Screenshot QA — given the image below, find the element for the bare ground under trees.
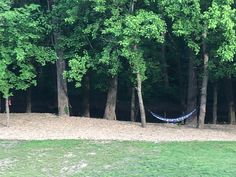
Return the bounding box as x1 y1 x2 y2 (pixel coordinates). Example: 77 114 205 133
0 113 236 142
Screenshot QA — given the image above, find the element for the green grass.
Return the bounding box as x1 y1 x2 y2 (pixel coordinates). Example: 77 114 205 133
0 140 236 177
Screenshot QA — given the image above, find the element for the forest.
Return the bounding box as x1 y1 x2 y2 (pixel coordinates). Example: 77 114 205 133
0 0 236 128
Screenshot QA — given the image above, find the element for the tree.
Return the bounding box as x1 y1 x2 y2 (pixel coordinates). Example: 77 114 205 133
61 0 121 119
209 59 236 124
103 0 166 127
161 0 236 128
47 0 70 117
61 0 166 126
207 1 236 125
0 1 55 126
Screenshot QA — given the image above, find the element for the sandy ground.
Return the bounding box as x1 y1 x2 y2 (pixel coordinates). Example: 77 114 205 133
0 113 236 142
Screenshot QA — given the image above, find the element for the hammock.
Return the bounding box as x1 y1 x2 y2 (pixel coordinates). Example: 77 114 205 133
149 109 197 123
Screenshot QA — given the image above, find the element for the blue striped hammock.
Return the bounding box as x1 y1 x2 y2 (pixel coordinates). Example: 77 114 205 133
149 109 197 123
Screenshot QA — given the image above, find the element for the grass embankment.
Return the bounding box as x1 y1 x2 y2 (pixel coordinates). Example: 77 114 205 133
0 140 236 177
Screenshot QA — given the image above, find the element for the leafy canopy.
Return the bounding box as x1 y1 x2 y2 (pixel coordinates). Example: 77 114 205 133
0 2 55 98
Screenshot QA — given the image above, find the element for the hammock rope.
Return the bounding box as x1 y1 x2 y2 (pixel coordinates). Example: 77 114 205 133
149 109 197 123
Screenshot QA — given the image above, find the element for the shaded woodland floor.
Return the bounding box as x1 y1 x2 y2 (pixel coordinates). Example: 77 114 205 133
0 114 236 142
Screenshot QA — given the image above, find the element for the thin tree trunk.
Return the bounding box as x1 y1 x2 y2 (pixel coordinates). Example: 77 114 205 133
225 78 236 124
198 32 209 128
103 76 118 120
26 88 32 113
136 73 146 128
130 1 146 127
186 49 198 127
161 39 169 88
130 87 136 122
5 97 10 127
212 83 218 124
82 74 90 117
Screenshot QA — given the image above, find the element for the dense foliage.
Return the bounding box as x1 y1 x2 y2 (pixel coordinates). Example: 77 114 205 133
0 0 236 127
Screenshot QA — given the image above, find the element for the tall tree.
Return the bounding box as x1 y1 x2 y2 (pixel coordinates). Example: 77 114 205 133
63 0 123 120
63 0 166 125
103 1 166 127
0 1 55 126
198 30 209 128
48 0 70 116
161 0 236 128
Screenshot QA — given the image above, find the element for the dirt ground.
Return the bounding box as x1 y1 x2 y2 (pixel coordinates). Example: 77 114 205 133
0 113 236 142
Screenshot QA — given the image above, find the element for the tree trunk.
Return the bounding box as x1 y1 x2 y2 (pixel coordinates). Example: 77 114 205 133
53 18 69 117
56 53 70 116
82 74 90 117
103 76 118 120
136 73 146 128
198 32 209 129
130 1 146 127
225 78 236 124
5 97 10 127
228 101 236 125
186 49 198 127
48 0 70 117
212 83 218 124
130 87 136 122
0 95 1 113
161 39 169 88
26 88 32 113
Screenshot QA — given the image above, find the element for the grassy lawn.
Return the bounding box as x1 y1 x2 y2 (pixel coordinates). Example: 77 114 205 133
0 140 236 177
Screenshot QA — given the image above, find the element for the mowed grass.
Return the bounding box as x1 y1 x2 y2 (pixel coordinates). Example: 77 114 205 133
0 140 236 177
